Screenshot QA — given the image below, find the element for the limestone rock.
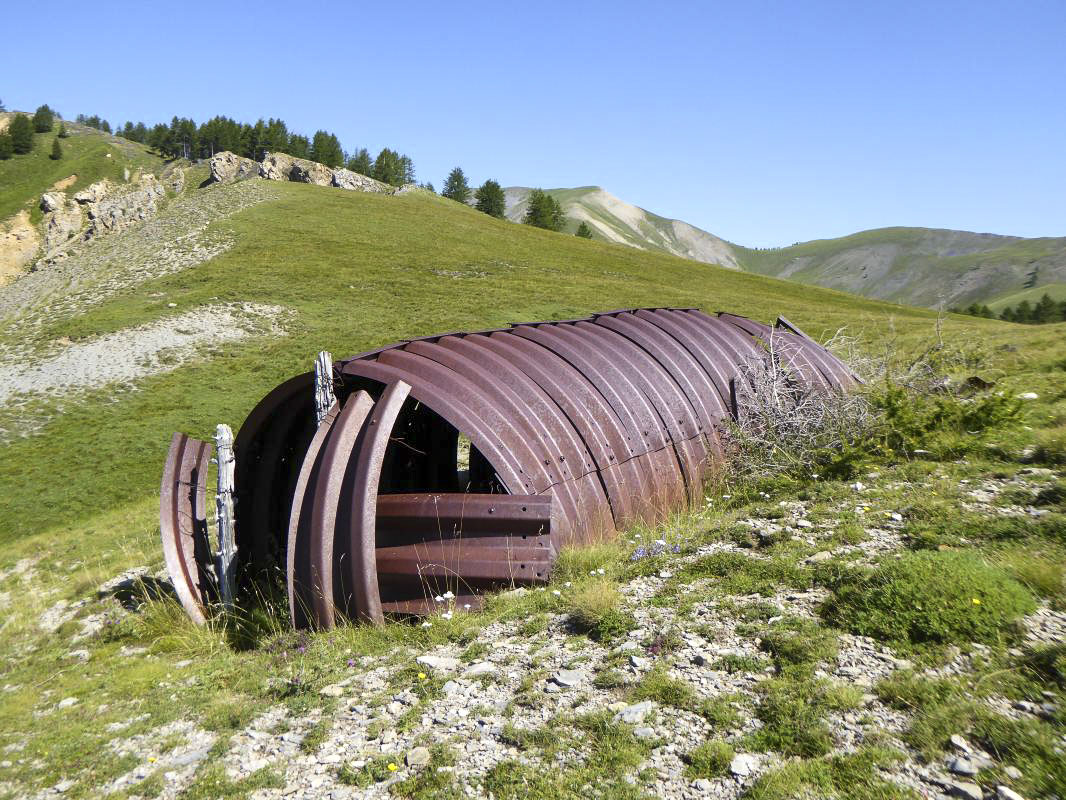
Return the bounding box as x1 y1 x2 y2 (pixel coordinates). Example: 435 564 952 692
463 662 497 678
43 199 83 253
405 746 431 767
614 700 654 724
948 781 984 800
332 168 393 194
209 151 259 184
40 192 65 213
86 175 165 239
416 654 459 673
73 181 110 204
258 152 296 182
552 669 584 688
169 167 185 194
288 158 333 186
729 753 760 777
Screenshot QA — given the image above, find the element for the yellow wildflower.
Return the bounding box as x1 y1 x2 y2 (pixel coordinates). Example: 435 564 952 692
387 762 399 772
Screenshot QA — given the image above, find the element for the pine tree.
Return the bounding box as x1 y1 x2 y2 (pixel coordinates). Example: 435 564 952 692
399 155 415 185
441 167 470 203
576 221 593 239
310 130 344 167
33 104 54 133
1015 300 1033 323
372 148 404 186
50 137 62 160
474 179 505 217
288 134 310 159
58 121 69 138
0 98 6 111
8 114 34 154
1034 293 1057 324
347 148 372 176
0 133 13 160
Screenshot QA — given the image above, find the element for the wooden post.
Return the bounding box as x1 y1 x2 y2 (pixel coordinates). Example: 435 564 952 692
314 351 335 426
214 423 236 611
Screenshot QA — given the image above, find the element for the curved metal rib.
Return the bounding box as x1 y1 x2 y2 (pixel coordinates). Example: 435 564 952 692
347 380 411 624
160 432 213 625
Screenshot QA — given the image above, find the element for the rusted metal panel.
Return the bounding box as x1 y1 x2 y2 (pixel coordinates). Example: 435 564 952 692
160 433 213 625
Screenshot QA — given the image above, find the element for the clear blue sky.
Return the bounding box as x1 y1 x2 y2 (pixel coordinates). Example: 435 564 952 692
3 0 1063 247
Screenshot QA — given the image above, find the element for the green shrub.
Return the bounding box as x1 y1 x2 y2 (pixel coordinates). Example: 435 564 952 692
822 550 1036 648
680 551 808 595
871 380 1022 457
746 747 910 800
682 739 734 779
747 678 858 757
759 618 839 677
568 579 636 643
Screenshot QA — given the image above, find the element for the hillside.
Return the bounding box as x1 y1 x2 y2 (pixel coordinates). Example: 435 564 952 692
735 228 1066 309
499 185 1066 309
0 114 162 222
1 172 1063 800
503 186 740 269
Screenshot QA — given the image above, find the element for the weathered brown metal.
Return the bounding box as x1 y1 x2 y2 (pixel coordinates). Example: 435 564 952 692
160 433 213 624
164 306 857 626
308 390 375 629
286 402 339 629
346 380 411 625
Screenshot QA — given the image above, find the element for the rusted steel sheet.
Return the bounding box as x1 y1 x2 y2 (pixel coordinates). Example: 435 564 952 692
160 433 213 625
164 306 858 626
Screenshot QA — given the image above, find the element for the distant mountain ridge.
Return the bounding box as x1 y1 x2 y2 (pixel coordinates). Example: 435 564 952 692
502 186 740 270
501 185 1066 309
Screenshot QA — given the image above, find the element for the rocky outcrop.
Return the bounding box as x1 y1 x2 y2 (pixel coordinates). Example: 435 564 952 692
332 168 393 194
73 181 111 204
288 158 333 186
40 192 65 213
209 151 259 184
257 152 294 182
215 150 395 194
169 167 185 195
42 194 83 254
86 175 165 239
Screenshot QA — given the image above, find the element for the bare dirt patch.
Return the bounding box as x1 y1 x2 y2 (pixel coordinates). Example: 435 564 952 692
0 211 40 286
49 174 78 192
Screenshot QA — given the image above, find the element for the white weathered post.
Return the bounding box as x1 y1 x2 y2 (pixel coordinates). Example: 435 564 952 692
214 423 237 611
314 350 335 427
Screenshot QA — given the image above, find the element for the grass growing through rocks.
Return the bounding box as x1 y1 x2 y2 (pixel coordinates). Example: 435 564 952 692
822 550 1037 649
682 739 735 779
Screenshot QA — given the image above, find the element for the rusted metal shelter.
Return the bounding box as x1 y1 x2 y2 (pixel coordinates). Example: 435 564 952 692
161 308 856 628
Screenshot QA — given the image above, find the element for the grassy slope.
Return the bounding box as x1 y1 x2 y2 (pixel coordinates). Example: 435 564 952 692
735 227 1066 309
0 182 973 545
1 179 1064 800
987 282 1066 311
0 118 162 222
